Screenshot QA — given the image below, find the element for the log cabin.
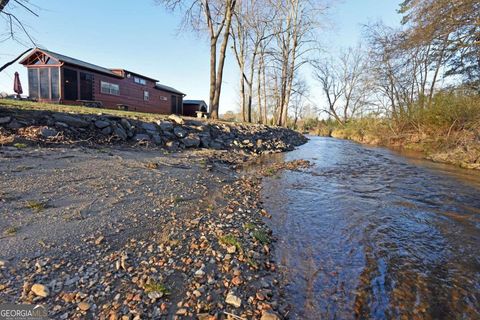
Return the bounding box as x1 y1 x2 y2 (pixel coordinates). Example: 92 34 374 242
19 48 185 114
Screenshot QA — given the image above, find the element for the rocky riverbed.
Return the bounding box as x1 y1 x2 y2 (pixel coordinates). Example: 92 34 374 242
0 106 306 154
0 107 309 319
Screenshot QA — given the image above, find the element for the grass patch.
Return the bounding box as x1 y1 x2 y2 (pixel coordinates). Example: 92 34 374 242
263 167 278 177
247 258 258 269
244 222 256 231
252 230 270 245
13 143 27 148
26 200 48 213
3 226 18 236
144 281 170 295
219 234 243 252
0 99 169 122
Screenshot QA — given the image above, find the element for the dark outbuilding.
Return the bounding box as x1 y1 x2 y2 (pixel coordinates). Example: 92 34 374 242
182 100 208 117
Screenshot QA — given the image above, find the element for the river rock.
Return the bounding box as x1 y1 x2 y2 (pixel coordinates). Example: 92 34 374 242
195 269 205 278
141 122 157 132
77 302 91 311
95 235 104 245
94 120 110 129
31 284 49 298
173 127 187 138
168 114 184 125
158 121 174 131
133 134 150 142
113 126 128 140
120 119 132 131
101 126 112 135
0 116 11 125
225 292 241 308
182 135 200 148
199 135 212 148
53 114 90 128
40 127 58 138
7 120 23 129
151 134 162 145
55 122 69 128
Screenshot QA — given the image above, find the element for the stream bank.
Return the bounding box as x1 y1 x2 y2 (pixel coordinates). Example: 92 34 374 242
322 125 480 170
0 105 308 319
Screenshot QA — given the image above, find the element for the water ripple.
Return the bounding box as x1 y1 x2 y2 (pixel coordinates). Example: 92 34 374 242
262 137 480 319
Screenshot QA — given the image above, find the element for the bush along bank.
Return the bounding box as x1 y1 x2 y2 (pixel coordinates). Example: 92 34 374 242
0 106 308 154
315 94 480 170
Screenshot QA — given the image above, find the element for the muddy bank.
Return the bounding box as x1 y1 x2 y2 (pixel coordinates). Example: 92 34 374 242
0 105 307 154
0 143 309 319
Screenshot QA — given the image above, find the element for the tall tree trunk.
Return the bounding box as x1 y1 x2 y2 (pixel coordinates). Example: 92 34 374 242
208 40 217 114
239 74 246 122
257 59 262 124
211 0 236 119
262 56 267 124
246 53 256 123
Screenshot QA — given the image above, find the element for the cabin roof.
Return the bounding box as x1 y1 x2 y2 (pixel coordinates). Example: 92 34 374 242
110 69 159 82
155 83 185 96
20 48 121 77
183 100 207 105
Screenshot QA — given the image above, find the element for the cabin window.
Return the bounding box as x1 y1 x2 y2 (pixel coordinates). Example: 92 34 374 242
50 68 60 99
143 91 149 101
39 68 50 99
28 69 39 99
101 81 120 96
134 76 146 85
28 67 60 100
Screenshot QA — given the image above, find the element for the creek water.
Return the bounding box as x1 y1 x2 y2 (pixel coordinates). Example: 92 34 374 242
260 136 480 319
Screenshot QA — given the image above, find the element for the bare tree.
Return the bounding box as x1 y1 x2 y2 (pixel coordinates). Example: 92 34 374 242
313 46 370 125
0 0 38 46
289 77 309 128
269 0 326 127
0 0 38 73
364 21 454 126
399 0 480 89
231 0 276 123
157 0 236 119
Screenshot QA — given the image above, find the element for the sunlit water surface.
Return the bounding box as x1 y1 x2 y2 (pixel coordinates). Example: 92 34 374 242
261 137 480 319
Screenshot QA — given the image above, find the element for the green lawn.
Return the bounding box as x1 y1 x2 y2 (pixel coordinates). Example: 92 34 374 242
0 99 171 122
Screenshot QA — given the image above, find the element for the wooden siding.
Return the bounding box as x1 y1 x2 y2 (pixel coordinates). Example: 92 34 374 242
58 64 183 114
22 53 184 115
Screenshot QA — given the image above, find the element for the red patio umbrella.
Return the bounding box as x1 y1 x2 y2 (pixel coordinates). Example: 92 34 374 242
13 71 23 98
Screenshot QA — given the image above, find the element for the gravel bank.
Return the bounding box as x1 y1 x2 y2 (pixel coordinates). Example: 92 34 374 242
0 140 309 319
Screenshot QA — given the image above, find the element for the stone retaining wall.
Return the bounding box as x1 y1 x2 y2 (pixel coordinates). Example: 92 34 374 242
0 107 308 154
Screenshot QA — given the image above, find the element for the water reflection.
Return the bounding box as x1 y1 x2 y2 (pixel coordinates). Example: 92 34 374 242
261 137 480 319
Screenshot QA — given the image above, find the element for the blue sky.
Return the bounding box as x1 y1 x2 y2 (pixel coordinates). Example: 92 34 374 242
0 0 402 112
